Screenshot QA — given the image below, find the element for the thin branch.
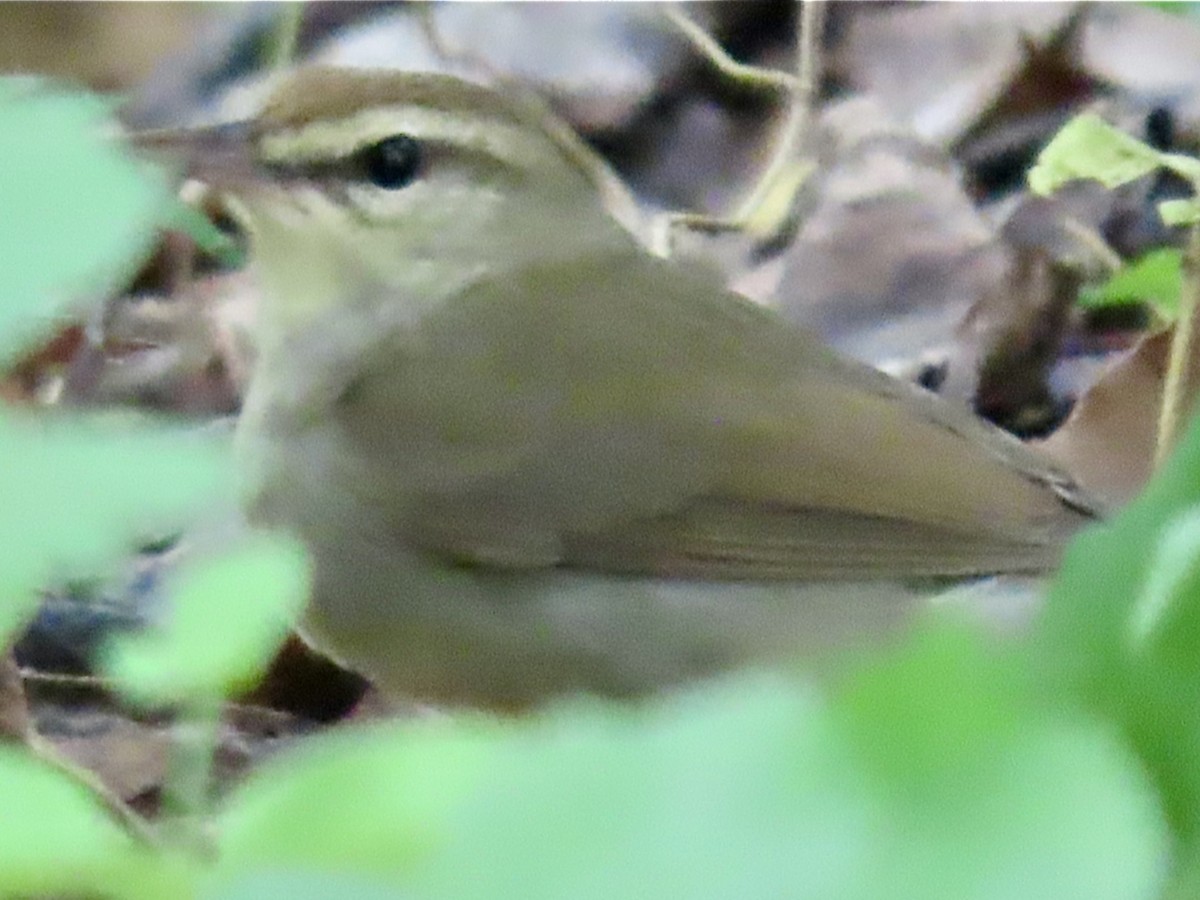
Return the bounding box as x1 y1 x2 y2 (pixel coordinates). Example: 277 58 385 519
733 0 824 224
160 697 222 854
268 2 304 71
1059 217 1124 276
653 1 824 257
1155 223 1200 468
661 6 797 96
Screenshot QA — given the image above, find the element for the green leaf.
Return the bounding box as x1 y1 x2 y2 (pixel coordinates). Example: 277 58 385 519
0 77 172 359
1143 1 1200 15
204 870 410 900
837 630 1165 900
1159 151 1200 186
212 635 1165 900
1079 248 1183 318
211 717 501 889
1029 114 1165 195
0 413 229 644
1035 399 1200 850
0 745 189 898
102 532 310 705
1159 198 1200 227
1128 509 1200 648
167 200 245 269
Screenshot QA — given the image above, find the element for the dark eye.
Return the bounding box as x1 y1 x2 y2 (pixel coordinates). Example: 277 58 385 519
361 134 422 189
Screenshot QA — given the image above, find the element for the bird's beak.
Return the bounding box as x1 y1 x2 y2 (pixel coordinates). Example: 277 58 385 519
129 121 259 190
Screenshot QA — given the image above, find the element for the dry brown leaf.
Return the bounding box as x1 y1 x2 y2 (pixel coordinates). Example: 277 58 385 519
1037 327 1200 508
766 95 1007 366
1082 4 1200 121
0 4 216 91
0 652 31 743
833 2 1073 146
940 188 1118 435
46 713 170 803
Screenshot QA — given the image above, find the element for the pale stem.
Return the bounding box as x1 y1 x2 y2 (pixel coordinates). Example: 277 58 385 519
269 2 304 71
734 0 825 222
653 1 824 256
661 6 796 96
1154 222 1200 469
161 696 222 853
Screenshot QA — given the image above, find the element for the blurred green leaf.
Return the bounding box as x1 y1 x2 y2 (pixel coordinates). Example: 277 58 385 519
167 200 245 269
1160 151 1200 186
1128 509 1200 648
0 77 172 358
1035 399 1200 850
837 630 1164 900
205 870 410 900
1159 198 1200 227
103 532 310 705
1079 248 1182 317
1029 114 1165 196
213 633 1165 900
212 717 501 888
0 413 229 643
1142 1 1200 16
0 745 190 898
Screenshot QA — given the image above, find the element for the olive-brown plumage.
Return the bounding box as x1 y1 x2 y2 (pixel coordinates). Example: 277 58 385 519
160 68 1096 707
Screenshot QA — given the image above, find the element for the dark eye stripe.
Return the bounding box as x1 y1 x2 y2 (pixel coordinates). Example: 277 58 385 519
263 138 525 190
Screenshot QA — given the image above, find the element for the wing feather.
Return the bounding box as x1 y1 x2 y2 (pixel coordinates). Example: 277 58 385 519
328 250 1094 579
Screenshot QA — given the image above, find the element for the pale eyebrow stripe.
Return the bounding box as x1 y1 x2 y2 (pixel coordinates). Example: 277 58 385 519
258 104 563 175
256 68 534 133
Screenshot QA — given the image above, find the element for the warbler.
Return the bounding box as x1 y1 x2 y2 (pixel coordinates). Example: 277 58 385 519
140 68 1095 708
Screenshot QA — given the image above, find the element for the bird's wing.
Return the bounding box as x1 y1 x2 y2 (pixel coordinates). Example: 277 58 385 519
329 251 1093 581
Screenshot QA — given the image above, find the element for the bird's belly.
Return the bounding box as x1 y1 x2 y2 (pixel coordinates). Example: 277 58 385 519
299 537 936 709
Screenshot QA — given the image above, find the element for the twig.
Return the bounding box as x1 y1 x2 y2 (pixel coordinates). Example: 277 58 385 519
1059 217 1124 276
661 6 796 96
1154 223 1200 468
653 1 824 256
417 4 496 79
268 2 304 71
733 0 824 225
160 697 222 854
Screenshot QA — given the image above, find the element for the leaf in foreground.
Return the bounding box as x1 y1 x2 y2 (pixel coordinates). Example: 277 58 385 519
103 532 310 705
0 77 172 359
211 630 1165 900
1028 113 1165 196
1079 248 1182 319
0 745 190 899
0 414 229 643
1035 396 1200 857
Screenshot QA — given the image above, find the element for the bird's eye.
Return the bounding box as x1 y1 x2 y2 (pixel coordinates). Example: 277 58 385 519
360 134 422 189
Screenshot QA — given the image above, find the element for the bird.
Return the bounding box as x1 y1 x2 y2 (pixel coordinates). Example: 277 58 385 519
137 67 1097 708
